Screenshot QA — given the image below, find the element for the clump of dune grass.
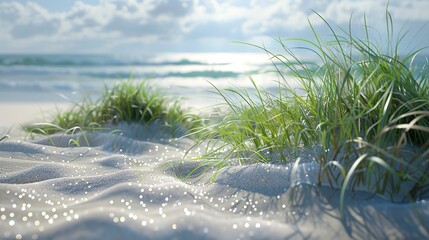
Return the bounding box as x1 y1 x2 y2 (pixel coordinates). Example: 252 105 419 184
195 10 429 205
24 81 202 138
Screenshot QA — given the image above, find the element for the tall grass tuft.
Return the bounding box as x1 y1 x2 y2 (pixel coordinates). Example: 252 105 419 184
197 10 429 205
24 81 202 138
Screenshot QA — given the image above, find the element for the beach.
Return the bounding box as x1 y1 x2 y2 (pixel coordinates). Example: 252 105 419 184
1 121 428 239
1 53 429 239
0 103 70 129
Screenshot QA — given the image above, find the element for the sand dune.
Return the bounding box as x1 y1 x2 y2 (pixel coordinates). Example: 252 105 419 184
0 123 428 239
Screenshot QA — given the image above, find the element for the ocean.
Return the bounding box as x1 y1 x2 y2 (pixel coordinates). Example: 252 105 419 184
0 52 427 106
0 53 279 108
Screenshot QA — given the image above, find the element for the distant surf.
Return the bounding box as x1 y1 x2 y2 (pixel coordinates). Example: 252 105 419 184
0 53 281 104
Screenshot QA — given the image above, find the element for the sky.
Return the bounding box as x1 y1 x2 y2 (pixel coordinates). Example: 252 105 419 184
0 0 428 54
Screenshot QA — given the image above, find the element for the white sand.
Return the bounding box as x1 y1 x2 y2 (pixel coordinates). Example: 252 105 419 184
0 114 428 239
0 103 70 128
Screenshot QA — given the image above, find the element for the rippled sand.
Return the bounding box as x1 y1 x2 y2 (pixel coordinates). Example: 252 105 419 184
0 123 428 239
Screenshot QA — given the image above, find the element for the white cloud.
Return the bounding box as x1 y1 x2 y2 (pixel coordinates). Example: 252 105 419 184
310 0 429 25
0 0 196 41
0 2 62 38
98 0 194 39
0 0 427 53
151 0 194 17
241 0 311 35
321 0 383 23
391 1 429 21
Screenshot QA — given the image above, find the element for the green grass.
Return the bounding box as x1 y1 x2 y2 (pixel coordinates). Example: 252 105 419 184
24 81 202 138
0 135 8 142
193 9 429 206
